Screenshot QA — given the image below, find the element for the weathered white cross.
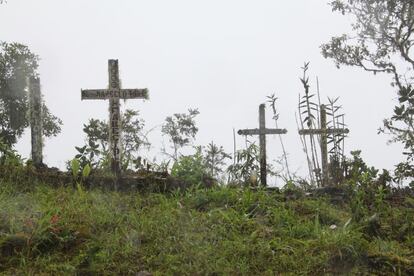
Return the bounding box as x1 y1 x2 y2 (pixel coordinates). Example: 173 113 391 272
81 59 149 176
238 104 287 186
28 77 43 167
298 104 349 186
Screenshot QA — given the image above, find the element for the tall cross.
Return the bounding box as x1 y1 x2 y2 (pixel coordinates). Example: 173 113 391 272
81 59 149 176
298 104 349 186
238 104 287 186
28 77 43 167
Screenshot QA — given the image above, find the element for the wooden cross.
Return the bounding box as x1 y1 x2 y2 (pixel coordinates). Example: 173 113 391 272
28 77 43 167
298 104 349 186
238 104 287 186
81 59 149 176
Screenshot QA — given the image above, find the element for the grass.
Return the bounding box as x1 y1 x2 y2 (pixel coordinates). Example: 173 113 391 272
0 181 413 275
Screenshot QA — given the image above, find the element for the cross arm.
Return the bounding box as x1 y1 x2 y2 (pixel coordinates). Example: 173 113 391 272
238 128 288 136
81 88 149 100
299 128 349 135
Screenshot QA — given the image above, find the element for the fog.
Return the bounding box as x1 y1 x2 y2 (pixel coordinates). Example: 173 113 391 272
0 0 402 184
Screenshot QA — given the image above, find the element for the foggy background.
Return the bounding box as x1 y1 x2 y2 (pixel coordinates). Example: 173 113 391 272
0 0 402 184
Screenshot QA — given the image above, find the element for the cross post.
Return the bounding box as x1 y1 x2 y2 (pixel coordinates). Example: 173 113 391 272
259 103 266 186
320 105 328 185
28 77 43 167
298 104 349 186
81 59 149 177
238 104 287 186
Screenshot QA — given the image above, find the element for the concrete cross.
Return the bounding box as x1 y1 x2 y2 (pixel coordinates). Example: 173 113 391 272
81 59 149 176
238 104 287 186
299 104 349 186
28 77 43 167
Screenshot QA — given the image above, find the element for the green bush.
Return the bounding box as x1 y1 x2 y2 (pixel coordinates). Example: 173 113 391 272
171 148 206 185
0 138 23 166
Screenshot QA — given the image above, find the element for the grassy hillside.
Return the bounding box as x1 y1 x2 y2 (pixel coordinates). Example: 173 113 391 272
0 181 413 275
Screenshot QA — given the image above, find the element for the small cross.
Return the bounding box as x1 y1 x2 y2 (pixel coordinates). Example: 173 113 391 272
28 77 43 167
81 59 149 176
299 104 349 186
238 104 287 186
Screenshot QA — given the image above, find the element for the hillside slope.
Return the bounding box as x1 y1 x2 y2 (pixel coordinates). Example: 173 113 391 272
0 182 413 275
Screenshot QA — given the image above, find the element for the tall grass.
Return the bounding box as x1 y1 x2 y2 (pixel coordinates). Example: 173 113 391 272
0 181 413 274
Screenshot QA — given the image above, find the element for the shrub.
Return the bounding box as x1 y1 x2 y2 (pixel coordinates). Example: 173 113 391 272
171 148 206 185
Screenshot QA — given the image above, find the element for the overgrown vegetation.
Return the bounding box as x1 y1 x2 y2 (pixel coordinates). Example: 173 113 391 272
322 0 414 182
227 142 260 185
2 138 407 274
74 109 151 172
297 62 349 187
162 108 200 161
0 176 413 275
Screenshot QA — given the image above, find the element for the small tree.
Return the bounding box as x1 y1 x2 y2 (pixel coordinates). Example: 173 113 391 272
203 141 231 178
121 109 151 169
227 142 260 185
171 146 206 185
83 118 109 153
0 41 62 146
161 108 199 161
297 62 322 185
74 109 150 170
75 118 109 169
267 93 292 181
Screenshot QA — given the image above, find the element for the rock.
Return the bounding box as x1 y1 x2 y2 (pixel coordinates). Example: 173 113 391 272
249 172 258 187
136 271 152 276
0 233 27 256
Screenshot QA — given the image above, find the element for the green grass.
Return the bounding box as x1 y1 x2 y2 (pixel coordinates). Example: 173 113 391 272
0 182 413 275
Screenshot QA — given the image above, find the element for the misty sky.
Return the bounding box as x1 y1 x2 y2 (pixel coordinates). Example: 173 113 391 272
0 0 402 184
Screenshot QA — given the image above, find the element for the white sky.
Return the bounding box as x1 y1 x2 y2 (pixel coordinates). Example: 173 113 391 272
0 0 403 184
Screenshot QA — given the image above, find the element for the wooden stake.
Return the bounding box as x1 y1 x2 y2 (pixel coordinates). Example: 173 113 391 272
320 105 328 186
28 77 43 167
259 104 267 186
